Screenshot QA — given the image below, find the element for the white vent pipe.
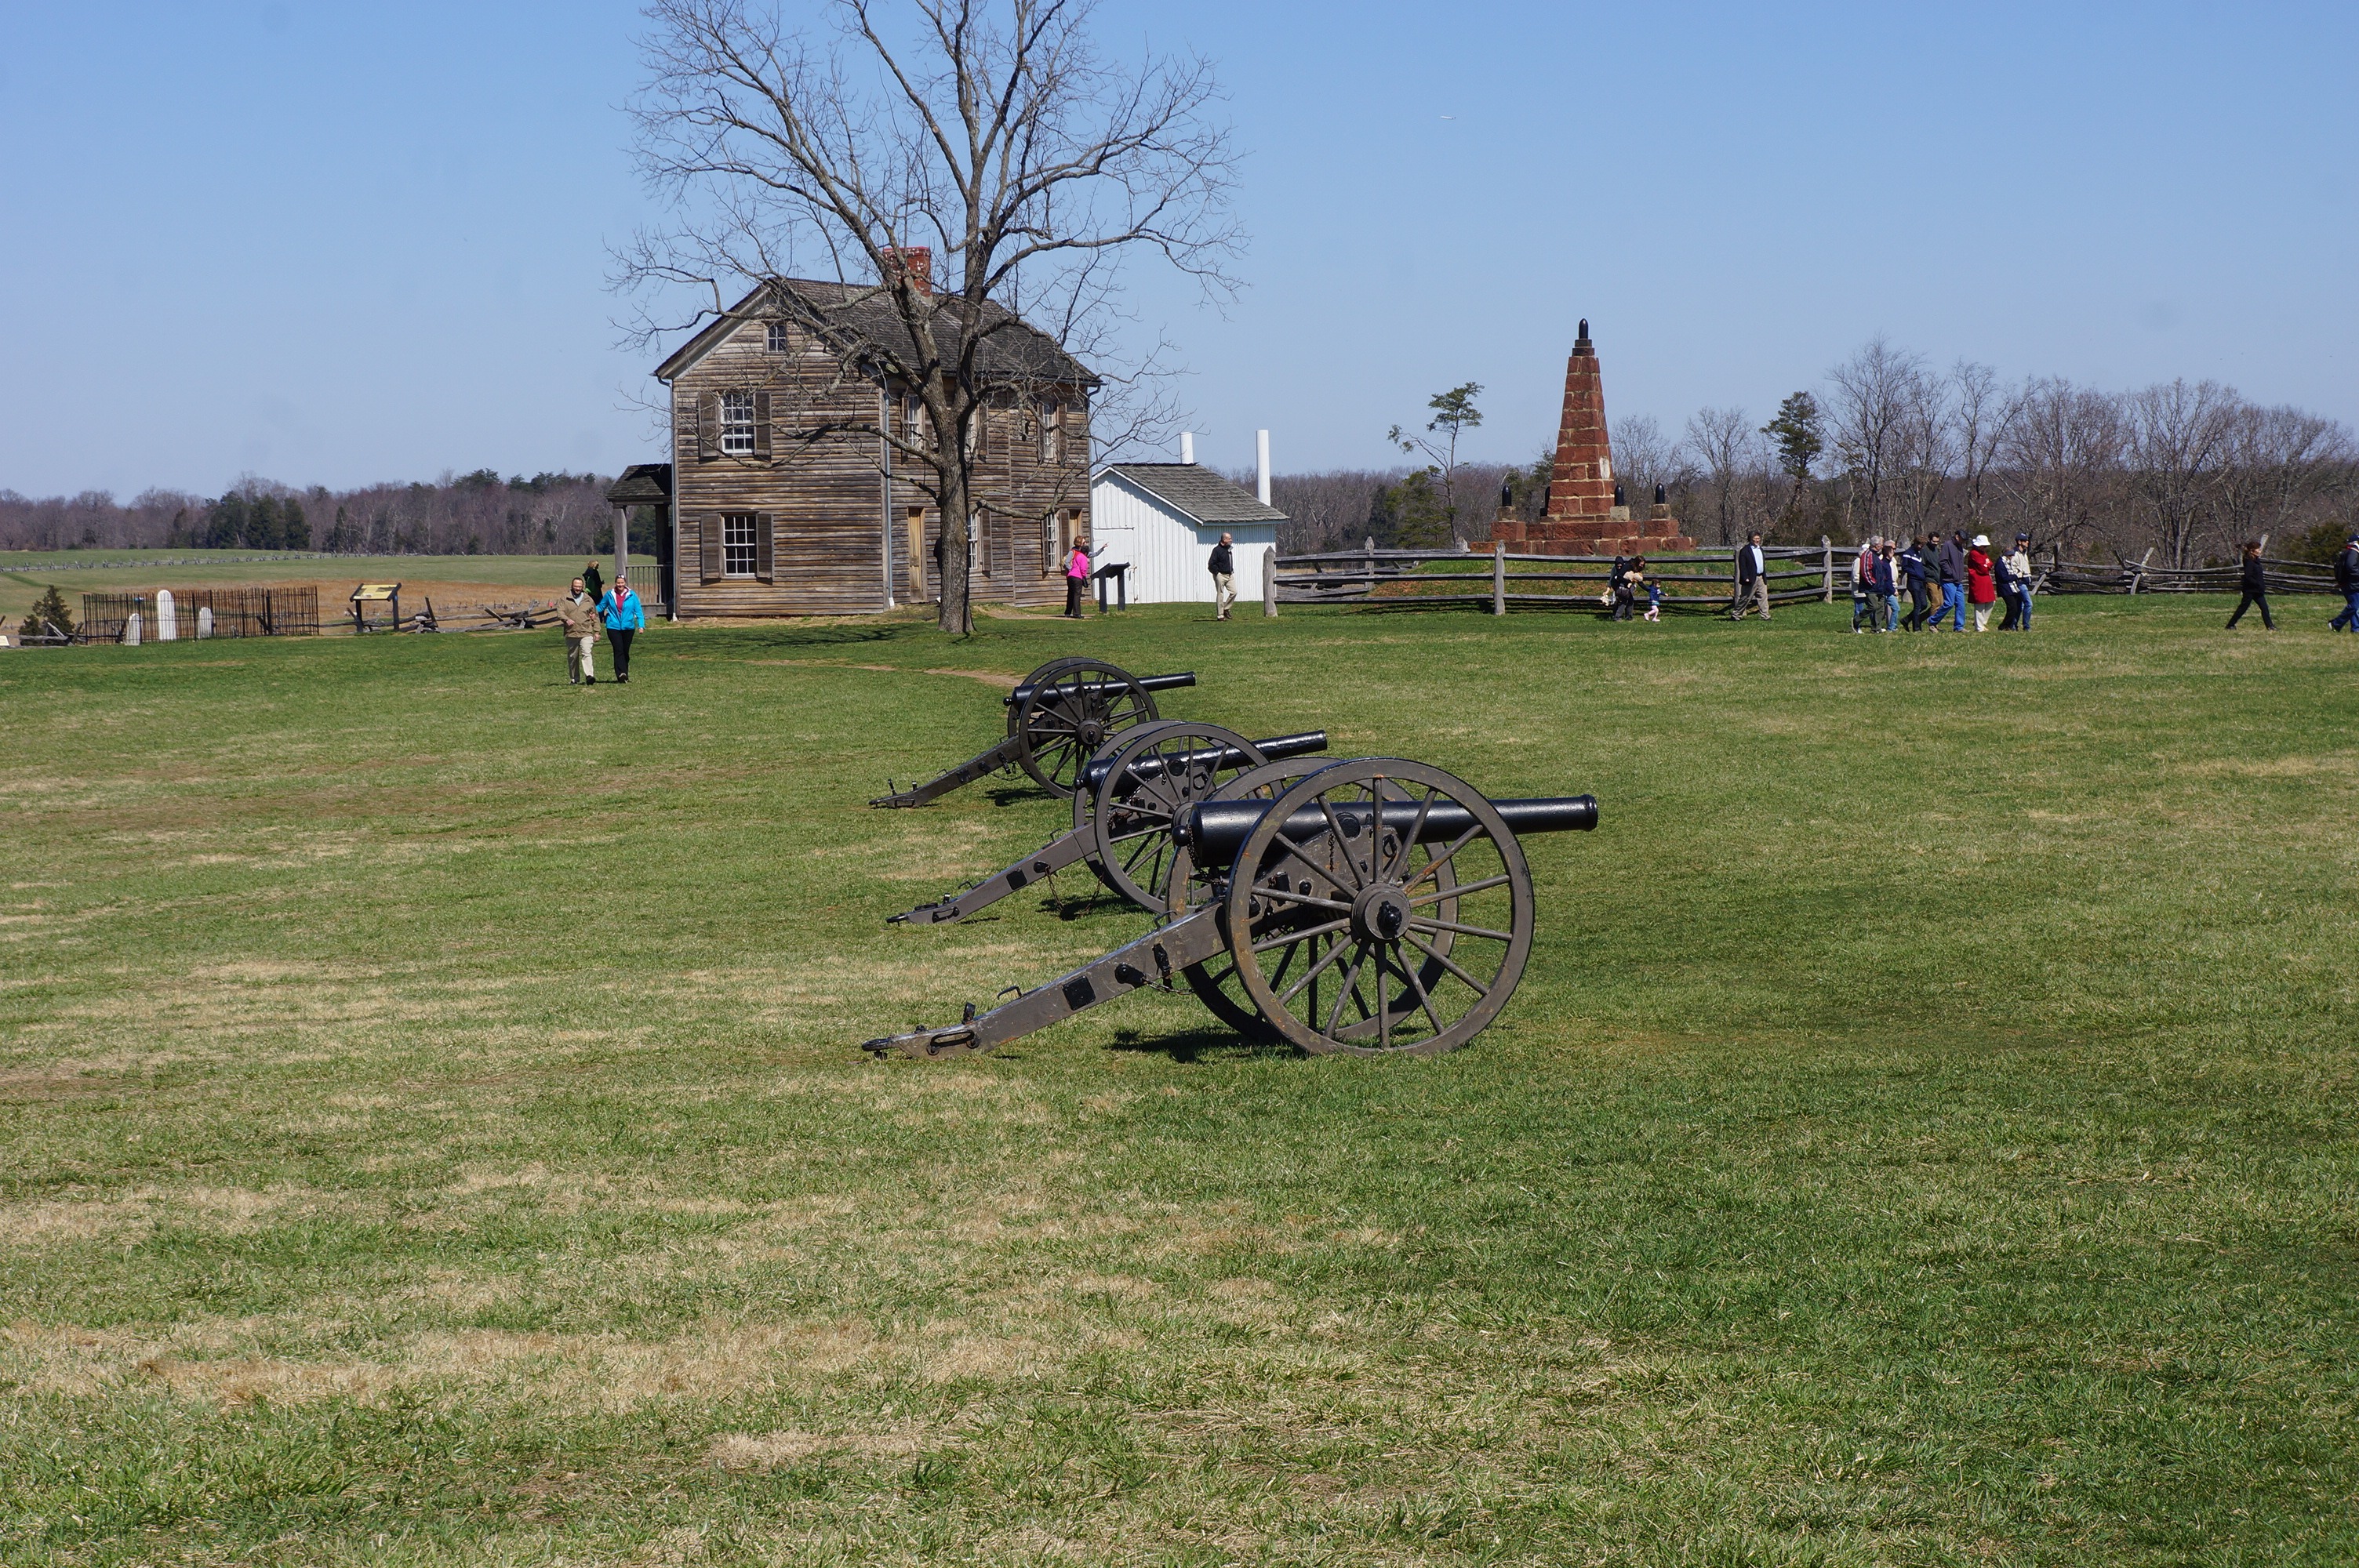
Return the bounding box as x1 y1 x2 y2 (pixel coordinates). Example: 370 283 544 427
1256 430 1270 505
1180 430 1194 464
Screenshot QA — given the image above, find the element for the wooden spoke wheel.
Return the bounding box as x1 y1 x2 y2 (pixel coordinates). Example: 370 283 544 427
1080 721 1267 913
1223 760 1532 1057
1163 757 1343 1043
1012 660 1158 797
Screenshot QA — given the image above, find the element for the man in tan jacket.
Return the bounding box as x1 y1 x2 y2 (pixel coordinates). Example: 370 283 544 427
555 577 600 685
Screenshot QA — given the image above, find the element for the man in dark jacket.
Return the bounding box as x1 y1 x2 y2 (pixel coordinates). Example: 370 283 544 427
1936 532 1968 631
1208 532 1235 620
1993 543 2021 630
2332 535 2359 633
1731 532 1772 621
2227 539 2274 630
581 559 605 606
1899 535 1931 630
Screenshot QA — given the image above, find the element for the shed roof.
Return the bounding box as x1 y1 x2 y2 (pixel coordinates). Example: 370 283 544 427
1096 463 1287 527
605 463 673 506
654 278 1096 390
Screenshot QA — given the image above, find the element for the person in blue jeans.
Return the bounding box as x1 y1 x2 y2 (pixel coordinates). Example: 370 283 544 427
2332 535 2359 633
1936 531 1968 630
598 573 646 684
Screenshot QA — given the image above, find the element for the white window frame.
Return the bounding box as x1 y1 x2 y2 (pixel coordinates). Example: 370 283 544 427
765 320 790 352
1041 401 1063 464
722 513 759 577
719 390 755 456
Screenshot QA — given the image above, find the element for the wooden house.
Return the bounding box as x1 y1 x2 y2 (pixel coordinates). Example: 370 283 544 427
652 254 1096 618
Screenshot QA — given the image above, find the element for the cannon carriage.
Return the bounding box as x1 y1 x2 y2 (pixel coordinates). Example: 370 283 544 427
889 720 1331 924
866 757 1598 1061
871 657 1198 808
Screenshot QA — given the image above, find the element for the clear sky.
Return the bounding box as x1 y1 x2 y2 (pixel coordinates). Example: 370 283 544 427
3 1 2351 498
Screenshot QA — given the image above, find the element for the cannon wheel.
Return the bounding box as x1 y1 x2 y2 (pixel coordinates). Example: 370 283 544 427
1223 759 1532 1058
1161 757 1343 1043
1003 658 1089 737
1012 660 1158 797
1078 720 1267 912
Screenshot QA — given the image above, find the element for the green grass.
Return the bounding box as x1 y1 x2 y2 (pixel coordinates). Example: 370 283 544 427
2 597 2354 1566
0 554 656 623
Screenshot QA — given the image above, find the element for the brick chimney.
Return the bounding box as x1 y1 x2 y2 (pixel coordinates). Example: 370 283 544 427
880 246 932 296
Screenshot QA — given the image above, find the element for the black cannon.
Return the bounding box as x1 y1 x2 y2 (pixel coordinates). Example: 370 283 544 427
871 657 1198 808
864 757 1598 1060
890 720 1331 924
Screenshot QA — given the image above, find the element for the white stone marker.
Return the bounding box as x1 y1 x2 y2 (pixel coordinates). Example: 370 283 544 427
197 605 213 639
155 588 177 640
125 610 142 646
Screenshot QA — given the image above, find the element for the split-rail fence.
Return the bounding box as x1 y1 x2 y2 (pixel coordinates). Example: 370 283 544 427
1258 538 2344 616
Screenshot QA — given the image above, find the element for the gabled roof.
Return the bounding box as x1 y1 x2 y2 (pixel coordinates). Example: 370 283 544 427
1096 463 1287 526
654 278 1096 390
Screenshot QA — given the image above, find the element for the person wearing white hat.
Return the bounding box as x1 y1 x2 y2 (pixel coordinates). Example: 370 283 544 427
1966 535 1997 632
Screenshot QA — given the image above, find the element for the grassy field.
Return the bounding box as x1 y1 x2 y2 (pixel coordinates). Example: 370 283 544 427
2 596 2354 1566
0 553 657 627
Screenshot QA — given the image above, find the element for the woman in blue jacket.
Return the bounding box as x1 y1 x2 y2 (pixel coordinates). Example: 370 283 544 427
598 574 645 684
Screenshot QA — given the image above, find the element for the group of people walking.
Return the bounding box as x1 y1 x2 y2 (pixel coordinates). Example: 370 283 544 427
1874 531 2036 633
554 559 645 685
1725 528 2037 631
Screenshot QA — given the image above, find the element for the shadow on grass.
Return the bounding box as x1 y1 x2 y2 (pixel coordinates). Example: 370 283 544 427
1107 1025 1296 1063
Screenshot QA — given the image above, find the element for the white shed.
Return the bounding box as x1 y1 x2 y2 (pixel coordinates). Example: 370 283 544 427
1088 463 1285 605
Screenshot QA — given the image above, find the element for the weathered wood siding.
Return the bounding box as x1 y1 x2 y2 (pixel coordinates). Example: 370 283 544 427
668 316 1091 618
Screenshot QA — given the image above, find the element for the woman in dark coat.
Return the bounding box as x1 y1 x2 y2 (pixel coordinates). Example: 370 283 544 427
2227 539 2274 629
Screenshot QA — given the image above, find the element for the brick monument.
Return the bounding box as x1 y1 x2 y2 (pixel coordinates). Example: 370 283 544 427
1474 321 1695 556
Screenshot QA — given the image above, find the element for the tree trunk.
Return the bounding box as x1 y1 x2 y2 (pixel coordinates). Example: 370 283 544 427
936 458 972 635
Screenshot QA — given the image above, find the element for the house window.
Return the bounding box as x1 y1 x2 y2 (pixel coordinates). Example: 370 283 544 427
719 390 756 456
1041 514 1060 574
722 513 759 577
969 511 990 577
1041 401 1063 464
765 320 790 352
902 393 931 450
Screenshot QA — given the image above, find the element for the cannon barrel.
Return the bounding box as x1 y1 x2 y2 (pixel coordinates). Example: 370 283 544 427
1005 670 1196 707
1078 730 1328 795
1177 794 1598 867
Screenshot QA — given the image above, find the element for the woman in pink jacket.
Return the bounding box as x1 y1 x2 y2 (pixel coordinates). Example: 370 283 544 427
1063 539 1090 619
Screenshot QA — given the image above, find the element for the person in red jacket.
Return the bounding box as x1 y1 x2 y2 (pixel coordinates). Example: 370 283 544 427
1966 535 1998 631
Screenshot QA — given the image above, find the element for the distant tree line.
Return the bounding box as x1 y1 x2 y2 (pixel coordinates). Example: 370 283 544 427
0 470 617 556
1270 342 2358 567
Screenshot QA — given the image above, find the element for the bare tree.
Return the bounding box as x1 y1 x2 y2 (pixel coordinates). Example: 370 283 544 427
1680 406 1758 545
1608 413 1684 506
1946 360 2013 539
1825 336 1927 541
2212 403 2355 557
620 0 1240 633
2125 379 2237 568
1998 377 2125 556
1887 368 1957 544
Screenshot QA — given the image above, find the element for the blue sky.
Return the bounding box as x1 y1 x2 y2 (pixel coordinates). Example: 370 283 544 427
2 1 2351 498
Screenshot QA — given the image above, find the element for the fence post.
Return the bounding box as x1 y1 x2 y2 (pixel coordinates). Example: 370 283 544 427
1492 543 1506 615
1821 536 1834 603
1262 546 1277 618
1365 535 1376 594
